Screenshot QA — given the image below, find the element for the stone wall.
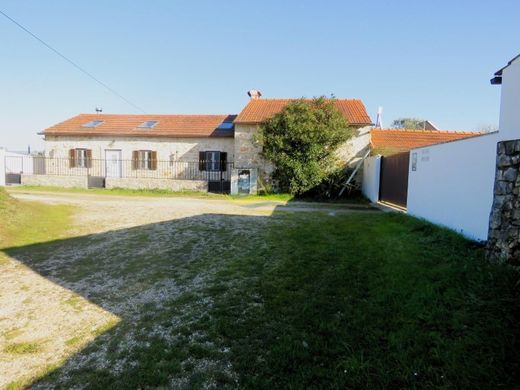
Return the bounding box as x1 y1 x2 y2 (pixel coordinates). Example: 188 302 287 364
487 139 520 264
44 135 235 162
21 174 88 188
105 177 207 192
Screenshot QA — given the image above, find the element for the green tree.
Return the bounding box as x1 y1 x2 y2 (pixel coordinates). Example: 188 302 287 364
391 117 427 130
258 97 353 195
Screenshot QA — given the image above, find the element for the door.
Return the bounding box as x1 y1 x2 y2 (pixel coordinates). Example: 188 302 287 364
105 150 122 178
238 170 251 194
379 151 410 208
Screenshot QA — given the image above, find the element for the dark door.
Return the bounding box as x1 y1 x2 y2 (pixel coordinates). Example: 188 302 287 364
379 152 410 208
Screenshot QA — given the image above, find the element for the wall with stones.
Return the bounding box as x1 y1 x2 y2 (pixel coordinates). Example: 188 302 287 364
44 135 235 162
487 139 520 263
21 174 88 188
105 177 207 192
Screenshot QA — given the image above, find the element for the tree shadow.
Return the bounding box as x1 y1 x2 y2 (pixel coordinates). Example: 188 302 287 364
3 211 275 388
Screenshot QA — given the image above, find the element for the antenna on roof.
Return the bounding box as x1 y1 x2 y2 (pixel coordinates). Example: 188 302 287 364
375 106 383 128
95 107 103 114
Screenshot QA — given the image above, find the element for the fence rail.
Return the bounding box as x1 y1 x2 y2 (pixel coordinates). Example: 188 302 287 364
5 156 234 181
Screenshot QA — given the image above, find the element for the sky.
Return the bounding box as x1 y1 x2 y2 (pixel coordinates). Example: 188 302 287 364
0 0 519 151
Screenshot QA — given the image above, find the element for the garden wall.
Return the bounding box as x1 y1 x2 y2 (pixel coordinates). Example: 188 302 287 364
21 174 88 188
361 155 381 203
407 132 499 241
0 149 5 186
487 139 520 263
105 177 207 192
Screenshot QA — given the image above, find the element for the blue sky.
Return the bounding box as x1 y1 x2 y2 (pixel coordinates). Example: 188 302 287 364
1 0 519 150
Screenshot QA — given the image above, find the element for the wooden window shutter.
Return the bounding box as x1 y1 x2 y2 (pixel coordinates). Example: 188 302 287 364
86 149 92 168
150 151 157 170
69 149 76 168
220 152 227 171
132 151 139 170
199 151 206 171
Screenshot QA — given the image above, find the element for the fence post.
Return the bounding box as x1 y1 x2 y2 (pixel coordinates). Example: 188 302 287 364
0 149 5 186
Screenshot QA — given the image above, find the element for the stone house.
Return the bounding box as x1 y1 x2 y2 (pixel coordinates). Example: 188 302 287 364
28 93 373 193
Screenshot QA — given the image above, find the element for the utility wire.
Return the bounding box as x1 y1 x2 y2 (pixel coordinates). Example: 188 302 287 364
0 9 146 113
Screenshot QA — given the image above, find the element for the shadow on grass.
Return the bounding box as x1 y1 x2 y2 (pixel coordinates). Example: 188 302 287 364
2 210 520 389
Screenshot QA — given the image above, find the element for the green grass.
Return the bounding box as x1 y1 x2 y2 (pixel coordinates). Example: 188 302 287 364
4 342 42 354
0 187 73 249
1 188 518 388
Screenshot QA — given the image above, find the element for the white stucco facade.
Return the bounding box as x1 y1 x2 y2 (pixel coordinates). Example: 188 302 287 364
407 132 500 241
361 155 381 203
498 57 520 141
0 149 5 186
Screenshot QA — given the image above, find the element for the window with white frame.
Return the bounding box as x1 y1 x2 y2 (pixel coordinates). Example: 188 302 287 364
206 151 221 171
75 149 88 168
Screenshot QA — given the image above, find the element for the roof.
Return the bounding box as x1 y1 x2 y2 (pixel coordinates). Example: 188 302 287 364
42 114 237 138
234 98 372 126
491 53 520 85
371 129 483 154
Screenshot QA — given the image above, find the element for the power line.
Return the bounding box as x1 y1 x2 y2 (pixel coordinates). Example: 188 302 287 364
0 9 146 113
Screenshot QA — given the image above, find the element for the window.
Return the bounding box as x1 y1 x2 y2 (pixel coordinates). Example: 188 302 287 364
82 120 104 128
137 120 159 129
206 151 220 171
217 121 233 130
199 151 227 172
69 148 92 168
132 150 157 170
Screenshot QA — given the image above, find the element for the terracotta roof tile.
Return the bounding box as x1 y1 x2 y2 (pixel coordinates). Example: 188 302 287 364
371 129 483 153
234 98 372 126
42 114 237 138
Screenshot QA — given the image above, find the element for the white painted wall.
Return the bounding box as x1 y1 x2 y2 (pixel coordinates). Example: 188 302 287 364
0 149 5 186
407 132 500 241
498 57 520 141
405 55 520 241
361 155 381 203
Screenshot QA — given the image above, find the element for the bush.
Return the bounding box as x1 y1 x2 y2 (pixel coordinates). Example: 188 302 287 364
258 97 353 195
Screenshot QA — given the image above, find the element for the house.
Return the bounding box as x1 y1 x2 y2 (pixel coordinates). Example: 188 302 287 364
23 93 373 193
233 97 373 188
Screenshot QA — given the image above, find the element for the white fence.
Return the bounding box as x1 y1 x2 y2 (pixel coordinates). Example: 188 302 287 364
406 132 499 241
361 155 381 203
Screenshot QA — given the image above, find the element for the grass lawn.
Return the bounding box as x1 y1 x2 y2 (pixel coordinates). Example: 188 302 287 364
0 188 518 388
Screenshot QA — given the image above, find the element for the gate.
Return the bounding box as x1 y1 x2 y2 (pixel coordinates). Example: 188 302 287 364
379 151 410 208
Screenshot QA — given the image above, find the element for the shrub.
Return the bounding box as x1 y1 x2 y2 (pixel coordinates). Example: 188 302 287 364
258 97 353 195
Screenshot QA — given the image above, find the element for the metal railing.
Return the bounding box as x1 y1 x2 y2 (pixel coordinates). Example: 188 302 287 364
6 156 234 181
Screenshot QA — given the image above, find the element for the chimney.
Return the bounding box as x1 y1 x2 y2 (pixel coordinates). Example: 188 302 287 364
247 89 262 99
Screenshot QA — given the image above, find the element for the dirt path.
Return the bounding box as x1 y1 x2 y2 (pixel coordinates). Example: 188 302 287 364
7 190 377 234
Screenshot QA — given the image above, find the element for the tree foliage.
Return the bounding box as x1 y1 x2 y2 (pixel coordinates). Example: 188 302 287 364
258 97 353 195
391 117 427 130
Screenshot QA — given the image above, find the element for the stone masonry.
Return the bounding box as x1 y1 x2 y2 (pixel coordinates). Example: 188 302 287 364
487 139 520 264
